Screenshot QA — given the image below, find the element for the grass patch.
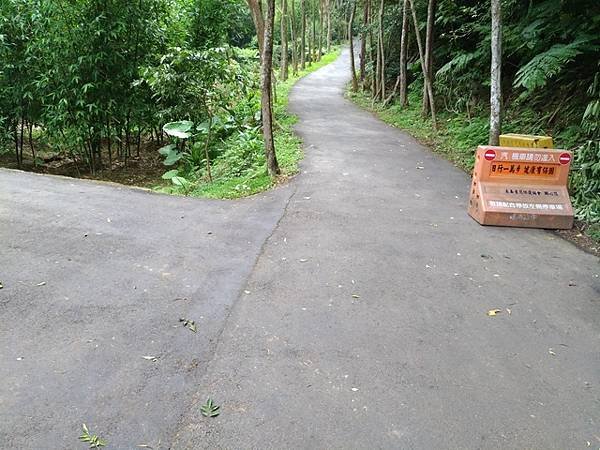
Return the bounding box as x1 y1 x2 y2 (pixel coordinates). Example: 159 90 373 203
187 48 341 199
347 88 487 172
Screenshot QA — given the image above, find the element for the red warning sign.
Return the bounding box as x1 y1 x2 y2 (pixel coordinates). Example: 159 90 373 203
484 149 496 161
559 153 571 165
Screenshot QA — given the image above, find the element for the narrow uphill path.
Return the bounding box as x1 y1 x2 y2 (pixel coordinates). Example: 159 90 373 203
175 48 600 449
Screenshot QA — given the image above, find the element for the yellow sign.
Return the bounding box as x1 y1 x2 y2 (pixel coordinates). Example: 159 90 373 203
499 133 553 149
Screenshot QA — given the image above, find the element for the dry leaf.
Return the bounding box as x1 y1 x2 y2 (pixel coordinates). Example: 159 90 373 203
487 309 502 316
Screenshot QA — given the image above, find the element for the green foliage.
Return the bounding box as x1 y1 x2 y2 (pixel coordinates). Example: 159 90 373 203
200 398 220 417
570 72 600 223
79 424 106 449
514 36 596 94
189 0 254 49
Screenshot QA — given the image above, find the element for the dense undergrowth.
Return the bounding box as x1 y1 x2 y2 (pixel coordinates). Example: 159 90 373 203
174 49 341 199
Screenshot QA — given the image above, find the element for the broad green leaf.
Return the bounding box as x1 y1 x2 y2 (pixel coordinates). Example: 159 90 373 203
163 121 194 139
171 176 189 186
158 144 176 155
161 169 179 179
163 152 182 166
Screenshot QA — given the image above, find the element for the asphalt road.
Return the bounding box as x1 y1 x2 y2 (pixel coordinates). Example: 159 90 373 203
173 49 600 449
0 172 292 449
1 48 599 450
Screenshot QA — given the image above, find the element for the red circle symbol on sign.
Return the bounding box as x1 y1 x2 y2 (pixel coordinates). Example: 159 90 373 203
484 149 496 161
559 153 571 165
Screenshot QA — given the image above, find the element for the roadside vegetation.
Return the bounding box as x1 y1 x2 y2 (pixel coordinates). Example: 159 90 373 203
0 0 343 198
344 0 599 241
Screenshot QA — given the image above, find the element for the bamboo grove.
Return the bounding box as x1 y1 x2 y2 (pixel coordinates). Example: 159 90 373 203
0 0 347 177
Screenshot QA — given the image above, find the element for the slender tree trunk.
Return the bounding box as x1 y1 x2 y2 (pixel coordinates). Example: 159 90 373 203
301 0 306 68
311 0 316 63
349 1 358 91
280 0 289 80
290 0 298 74
489 0 502 145
369 6 376 94
203 116 213 182
422 0 436 115
261 0 280 176
378 0 385 100
408 0 437 129
317 0 323 60
28 122 36 164
19 119 25 166
13 123 21 168
247 0 265 55
326 0 332 52
399 0 409 107
107 119 112 169
359 0 369 82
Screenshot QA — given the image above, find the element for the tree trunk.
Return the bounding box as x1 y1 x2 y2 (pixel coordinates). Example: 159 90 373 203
311 0 316 63
317 0 323 60
280 0 289 80
408 0 437 129
378 0 385 100
349 2 358 91
290 0 298 74
422 0 436 115
247 0 265 55
301 0 306 68
359 0 369 82
399 0 409 107
489 0 502 145
261 0 280 176
326 0 332 52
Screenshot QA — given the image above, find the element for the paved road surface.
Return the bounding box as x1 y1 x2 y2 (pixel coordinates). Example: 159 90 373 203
0 173 292 448
173 49 600 449
1 48 599 449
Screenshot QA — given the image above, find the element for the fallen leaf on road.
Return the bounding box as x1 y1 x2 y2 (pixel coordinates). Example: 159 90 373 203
200 398 220 418
487 309 502 316
179 318 197 333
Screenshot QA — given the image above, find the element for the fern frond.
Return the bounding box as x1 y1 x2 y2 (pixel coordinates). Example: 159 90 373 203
436 52 478 79
514 36 596 92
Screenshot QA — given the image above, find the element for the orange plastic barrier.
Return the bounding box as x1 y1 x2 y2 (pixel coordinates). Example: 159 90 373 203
468 146 573 229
